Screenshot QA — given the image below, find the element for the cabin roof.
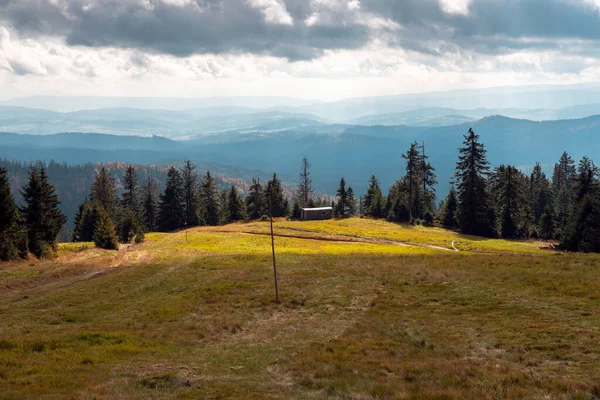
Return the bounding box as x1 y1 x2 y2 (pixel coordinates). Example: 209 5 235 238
301 207 333 211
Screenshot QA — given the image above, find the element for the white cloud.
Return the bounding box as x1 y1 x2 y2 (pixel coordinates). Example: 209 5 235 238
439 0 472 15
249 0 294 25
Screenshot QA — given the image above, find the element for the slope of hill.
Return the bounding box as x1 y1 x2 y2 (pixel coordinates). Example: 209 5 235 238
1 218 599 398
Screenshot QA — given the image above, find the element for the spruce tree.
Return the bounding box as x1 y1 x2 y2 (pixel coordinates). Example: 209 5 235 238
442 188 458 228
90 166 119 223
347 186 357 216
298 157 313 207
420 141 437 216
266 173 286 217
94 208 119 250
530 162 551 232
72 200 96 242
552 152 576 234
402 142 421 217
454 128 492 236
157 166 185 232
363 175 384 218
493 165 525 238
119 165 142 243
0 167 27 260
291 200 301 219
227 185 245 222
141 178 159 232
246 177 266 219
334 177 348 217
20 166 66 258
181 160 199 226
198 170 220 226
561 157 600 252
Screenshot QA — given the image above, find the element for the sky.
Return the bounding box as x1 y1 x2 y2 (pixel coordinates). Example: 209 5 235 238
2 0 600 101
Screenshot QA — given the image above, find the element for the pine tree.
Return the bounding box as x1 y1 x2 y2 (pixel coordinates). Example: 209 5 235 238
291 200 301 219
266 173 286 217
334 177 348 217
298 157 313 207
121 165 140 215
402 142 420 217
181 160 199 226
226 185 245 222
552 152 576 234
93 207 119 250
141 178 159 232
530 162 552 236
420 141 437 216
157 166 185 232
540 205 556 240
442 187 458 228
20 166 66 257
119 165 142 243
90 166 119 223
494 165 524 238
198 170 220 226
347 186 357 216
363 175 384 218
246 177 266 219
560 157 600 252
0 167 28 260
454 128 492 236
72 200 96 242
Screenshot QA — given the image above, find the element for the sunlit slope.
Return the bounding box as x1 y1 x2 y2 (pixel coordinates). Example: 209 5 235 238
214 217 549 253
1 218 599 399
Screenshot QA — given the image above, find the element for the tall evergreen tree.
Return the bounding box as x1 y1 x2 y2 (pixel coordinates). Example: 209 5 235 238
493 165 526 238
20 166 66 257
334 177 348 217
561 157 600 252
90 166 119 223
266 173 286 217
0 167 27 260
119 165 142 243
298 157 313 207
552 152 576 234
93 207 119 250
121 165 140 214
363 175 384 218
141 178 159 232
157 167 185 232
420 141 437 215
198 170 220 226
402 142 420 217
346 186 357 216
72 200 96 242
181 160 199 226
530 162 552 235
441 187 458 228
246 177 266 219
454 128 492 236
226 185 245 222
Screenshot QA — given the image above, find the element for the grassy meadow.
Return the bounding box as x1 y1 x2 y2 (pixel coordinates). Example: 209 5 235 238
1 218 599 399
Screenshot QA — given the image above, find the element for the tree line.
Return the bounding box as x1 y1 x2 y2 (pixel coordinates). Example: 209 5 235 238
3 127 600 260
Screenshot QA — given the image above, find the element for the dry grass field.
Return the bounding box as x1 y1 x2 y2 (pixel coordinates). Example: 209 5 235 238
1 218 599 399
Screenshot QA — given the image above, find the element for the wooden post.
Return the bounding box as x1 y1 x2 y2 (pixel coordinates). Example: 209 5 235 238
268 195 280 303
184 221 188 243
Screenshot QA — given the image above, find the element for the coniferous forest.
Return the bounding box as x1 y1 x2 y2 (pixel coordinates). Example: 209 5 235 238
2 127 600 260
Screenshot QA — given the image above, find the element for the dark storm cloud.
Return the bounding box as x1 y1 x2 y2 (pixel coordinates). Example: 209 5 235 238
363 0 600 55
1 0 600 60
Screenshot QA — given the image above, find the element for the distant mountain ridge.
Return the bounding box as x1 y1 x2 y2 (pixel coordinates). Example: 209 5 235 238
3 114 600 199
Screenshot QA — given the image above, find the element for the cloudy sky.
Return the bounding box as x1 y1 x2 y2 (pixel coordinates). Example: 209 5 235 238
2 0 600 101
